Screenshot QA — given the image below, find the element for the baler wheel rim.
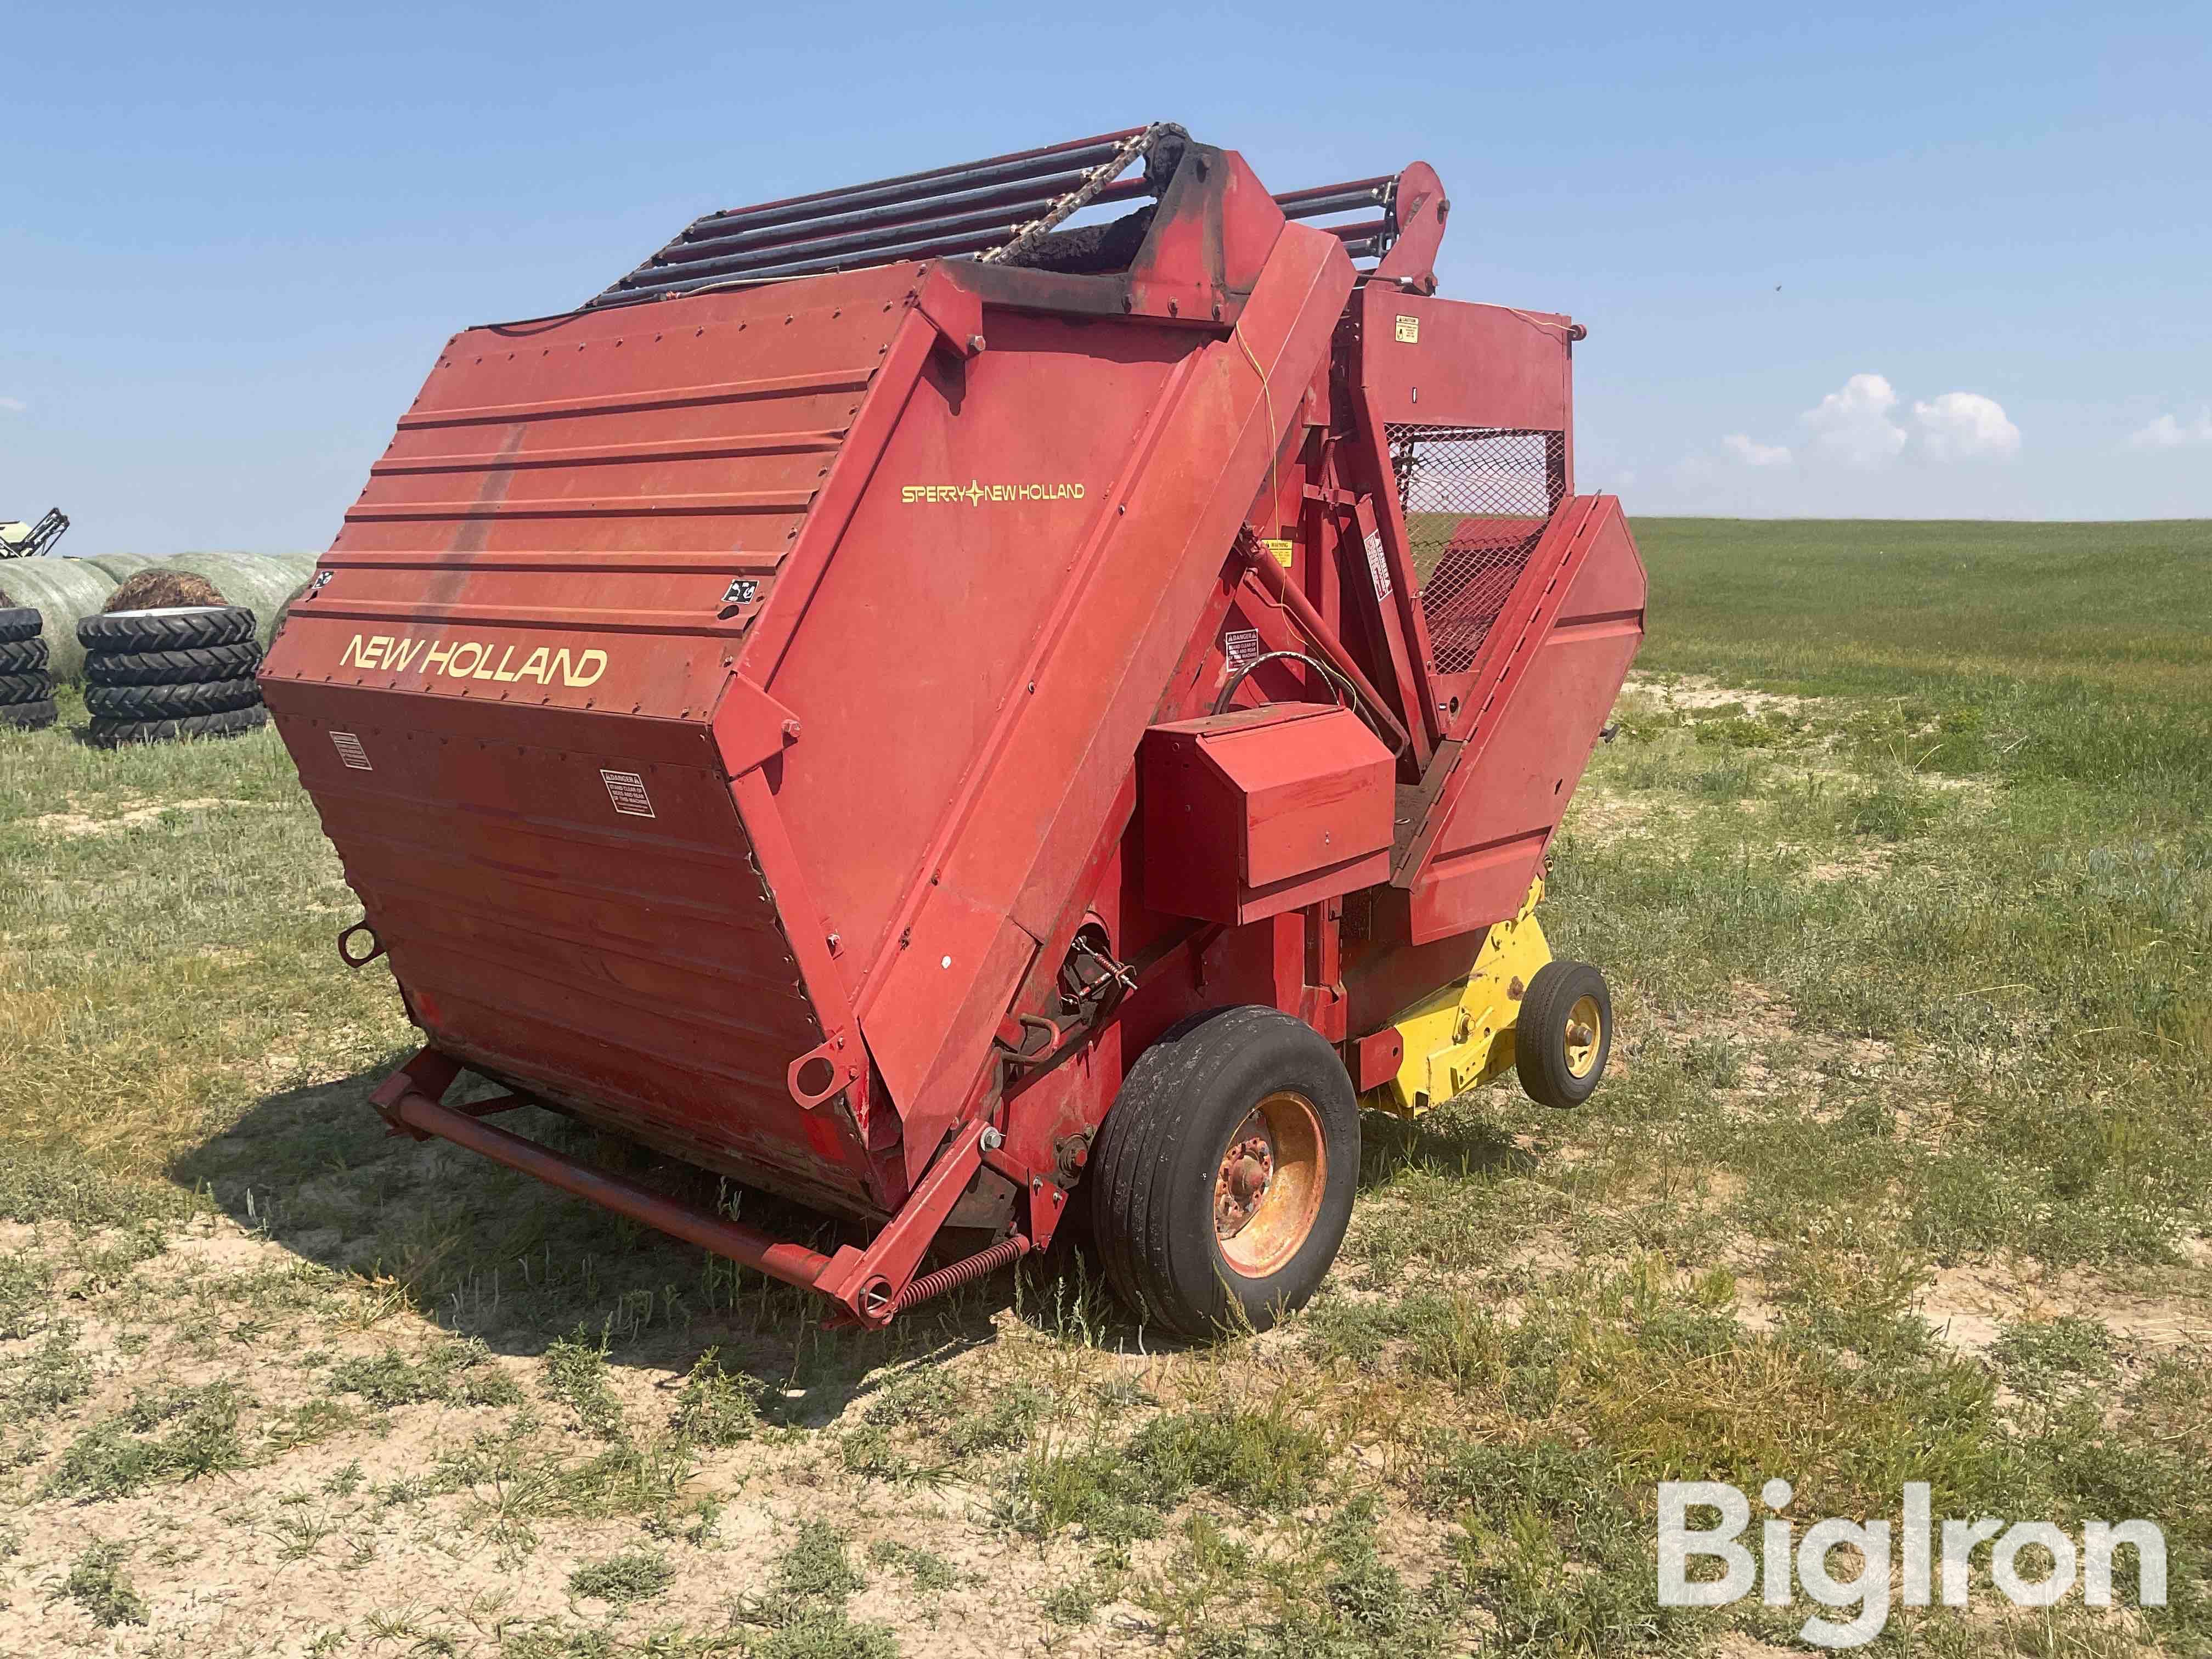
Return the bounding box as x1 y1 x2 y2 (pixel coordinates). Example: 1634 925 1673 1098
1514 960 1613 1109
1212 1091 1326 1278
1564 994 1605 1079
1088 1003 1359 1340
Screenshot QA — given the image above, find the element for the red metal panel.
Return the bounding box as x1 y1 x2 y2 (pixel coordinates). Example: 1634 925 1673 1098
825 222 1355 1184
762 307 1199 980
1396 496 1646 941
1140 704 1392 924
1357 289 1572 432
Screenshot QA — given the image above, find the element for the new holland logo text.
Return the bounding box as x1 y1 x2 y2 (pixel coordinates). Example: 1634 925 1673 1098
338 633 608 688
901 479 1086 506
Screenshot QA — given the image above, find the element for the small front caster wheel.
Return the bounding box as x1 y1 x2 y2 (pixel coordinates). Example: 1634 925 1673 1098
1515 960 1613 1109
1090 1006 1359 1339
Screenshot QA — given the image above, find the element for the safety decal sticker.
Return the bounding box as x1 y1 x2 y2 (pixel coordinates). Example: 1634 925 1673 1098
1395 314 1420 343
601 769 656 819
330 731 372 771
1364 529 1393 598
1224 628 1263 671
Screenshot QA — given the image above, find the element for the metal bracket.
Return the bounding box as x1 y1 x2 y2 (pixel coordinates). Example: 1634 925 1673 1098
912 272 985 359
337 920 385 968
709 672 802 778
786 1032 860 1110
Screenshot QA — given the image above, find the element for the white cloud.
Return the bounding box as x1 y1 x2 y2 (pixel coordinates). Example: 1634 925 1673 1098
1722 433 1792 467
0 397 25 415
2130 408 2212 449
1802 373 1907 467
1914 391 2021 460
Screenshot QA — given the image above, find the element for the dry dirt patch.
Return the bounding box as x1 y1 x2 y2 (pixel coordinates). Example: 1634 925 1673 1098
1918 1259 2212 1358
31 798 264 837
1622 672 1817 719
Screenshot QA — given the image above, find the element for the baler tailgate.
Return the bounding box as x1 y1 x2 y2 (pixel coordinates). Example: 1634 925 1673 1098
267 268 937 1212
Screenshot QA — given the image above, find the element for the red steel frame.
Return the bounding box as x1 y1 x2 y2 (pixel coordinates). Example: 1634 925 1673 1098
264 133 1645 1325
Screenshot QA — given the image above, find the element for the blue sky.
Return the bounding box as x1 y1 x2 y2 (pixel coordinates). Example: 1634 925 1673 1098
4 1 2207 555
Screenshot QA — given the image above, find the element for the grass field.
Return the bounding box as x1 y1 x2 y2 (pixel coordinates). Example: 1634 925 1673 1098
2 519 2207 1658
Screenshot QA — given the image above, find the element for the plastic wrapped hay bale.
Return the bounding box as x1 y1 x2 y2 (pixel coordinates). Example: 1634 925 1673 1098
0 556 120 682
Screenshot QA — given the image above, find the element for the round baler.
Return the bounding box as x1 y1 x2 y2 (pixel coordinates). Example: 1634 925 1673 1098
263 125 1647 1336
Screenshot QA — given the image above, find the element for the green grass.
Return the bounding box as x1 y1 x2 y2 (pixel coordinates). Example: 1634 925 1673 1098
56 1539 150 1628
0 521 2207 1656
568 1548 676 1607
1629 517 2212 710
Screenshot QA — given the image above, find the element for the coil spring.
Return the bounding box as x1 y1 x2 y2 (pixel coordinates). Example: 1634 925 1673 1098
892 1233 1032 1313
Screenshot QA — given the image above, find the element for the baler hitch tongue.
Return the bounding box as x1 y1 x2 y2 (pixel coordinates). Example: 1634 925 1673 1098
276 120 1642 1334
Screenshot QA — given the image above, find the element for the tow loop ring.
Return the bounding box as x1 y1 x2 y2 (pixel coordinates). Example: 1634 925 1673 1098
337 921 386 969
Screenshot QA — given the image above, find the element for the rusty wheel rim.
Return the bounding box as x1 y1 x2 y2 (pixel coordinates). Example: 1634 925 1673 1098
1564 994 1604 1079
1213 1090 1326 1279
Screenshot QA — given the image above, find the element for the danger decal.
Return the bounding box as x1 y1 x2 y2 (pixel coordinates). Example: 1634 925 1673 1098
601 770 655 818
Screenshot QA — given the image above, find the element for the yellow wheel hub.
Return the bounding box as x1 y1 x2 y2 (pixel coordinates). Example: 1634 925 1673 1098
1564 994 1604 1078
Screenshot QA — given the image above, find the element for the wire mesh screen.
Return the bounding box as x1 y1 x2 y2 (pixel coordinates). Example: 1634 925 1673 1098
1387 425 1566 674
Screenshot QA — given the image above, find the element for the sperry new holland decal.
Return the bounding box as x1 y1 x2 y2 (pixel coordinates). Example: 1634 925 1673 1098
901 479 1086 506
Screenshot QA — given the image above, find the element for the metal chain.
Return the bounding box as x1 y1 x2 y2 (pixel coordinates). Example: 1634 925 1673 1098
979 123 1174 266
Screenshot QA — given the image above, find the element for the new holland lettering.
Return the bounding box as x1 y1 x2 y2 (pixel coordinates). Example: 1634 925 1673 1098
338 633 608 688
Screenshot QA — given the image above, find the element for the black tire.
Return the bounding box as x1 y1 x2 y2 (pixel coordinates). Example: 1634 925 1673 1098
1 697 57 732
1090 1005 1359 1340
83 676 262 721
83 640 261 686
77 605 255 653
1514 960 1613 1109
0 607 39 645
87 704 268 748
0 670 52 706
0 637 48 673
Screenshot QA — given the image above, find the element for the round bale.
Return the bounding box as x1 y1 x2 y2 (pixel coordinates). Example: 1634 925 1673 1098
102 568 228 612
165 552 323 648
79 552 171 582
0 557 121 682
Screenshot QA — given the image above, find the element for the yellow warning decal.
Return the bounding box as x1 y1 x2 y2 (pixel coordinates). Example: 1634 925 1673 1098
1261 539 1295 568
1395 315 1420 343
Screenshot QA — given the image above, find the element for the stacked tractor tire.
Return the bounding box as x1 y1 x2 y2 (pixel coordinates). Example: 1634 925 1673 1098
0 603 59 731
79 606 267 747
